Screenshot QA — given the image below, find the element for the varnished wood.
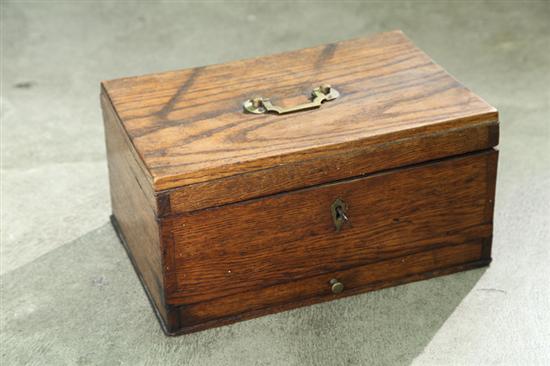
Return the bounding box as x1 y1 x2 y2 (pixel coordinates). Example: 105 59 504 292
101 30 500 335
102 30 498 195
102 95 167 322
166 151 496 304
171 241 487 335
163 121 498 215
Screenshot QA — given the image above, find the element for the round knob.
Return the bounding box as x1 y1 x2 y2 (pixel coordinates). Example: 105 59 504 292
329 278 344 294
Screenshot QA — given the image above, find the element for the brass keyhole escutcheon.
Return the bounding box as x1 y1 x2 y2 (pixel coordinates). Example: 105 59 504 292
331 198 349 232
330 278 344 294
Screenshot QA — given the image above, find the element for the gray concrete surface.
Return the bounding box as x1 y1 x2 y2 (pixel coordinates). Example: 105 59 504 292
1 1 549 365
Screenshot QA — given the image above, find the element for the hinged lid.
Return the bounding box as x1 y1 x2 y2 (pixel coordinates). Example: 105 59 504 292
101 30 498 213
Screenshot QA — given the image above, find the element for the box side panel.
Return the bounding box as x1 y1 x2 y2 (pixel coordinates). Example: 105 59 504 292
163 121 499 215
101 92 167 323
481 149 498 260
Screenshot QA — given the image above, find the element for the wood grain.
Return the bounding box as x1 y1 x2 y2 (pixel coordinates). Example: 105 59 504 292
162 121 498 215
166 150 496 305
101 30 499 335
174 241 487 334
102 94 167 322
102 30 498 193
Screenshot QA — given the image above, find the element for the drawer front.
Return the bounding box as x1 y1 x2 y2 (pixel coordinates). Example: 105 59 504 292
165 150 496 304
176 240 486 332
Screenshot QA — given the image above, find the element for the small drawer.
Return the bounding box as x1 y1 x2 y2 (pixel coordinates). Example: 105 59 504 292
177 240 486 332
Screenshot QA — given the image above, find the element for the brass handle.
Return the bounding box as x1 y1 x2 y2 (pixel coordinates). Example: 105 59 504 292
330 278 344 294
243 84 340 114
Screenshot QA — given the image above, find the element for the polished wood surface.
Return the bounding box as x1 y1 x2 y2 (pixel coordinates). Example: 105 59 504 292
102 30 498 193
102 30 499 335
175 241 487 333
166 150 496 304
161 121 498 215
102 94 167 322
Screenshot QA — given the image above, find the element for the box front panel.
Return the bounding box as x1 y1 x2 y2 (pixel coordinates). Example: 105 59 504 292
165 150 497 306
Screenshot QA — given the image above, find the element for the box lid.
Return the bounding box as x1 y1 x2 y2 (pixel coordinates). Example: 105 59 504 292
102 30 498 206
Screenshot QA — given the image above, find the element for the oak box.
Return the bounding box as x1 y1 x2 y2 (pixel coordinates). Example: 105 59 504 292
101 30 499 335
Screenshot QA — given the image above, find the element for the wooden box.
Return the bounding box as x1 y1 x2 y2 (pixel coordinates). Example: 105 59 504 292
101 30 498 335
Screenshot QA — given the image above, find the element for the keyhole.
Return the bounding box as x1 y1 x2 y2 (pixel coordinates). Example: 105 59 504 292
331 198 349 232
335 206 348 222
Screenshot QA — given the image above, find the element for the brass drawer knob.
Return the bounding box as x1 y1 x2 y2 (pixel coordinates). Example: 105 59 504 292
329 278 344 294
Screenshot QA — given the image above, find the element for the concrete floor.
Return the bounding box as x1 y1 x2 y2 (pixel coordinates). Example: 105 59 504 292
1 1 549 365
